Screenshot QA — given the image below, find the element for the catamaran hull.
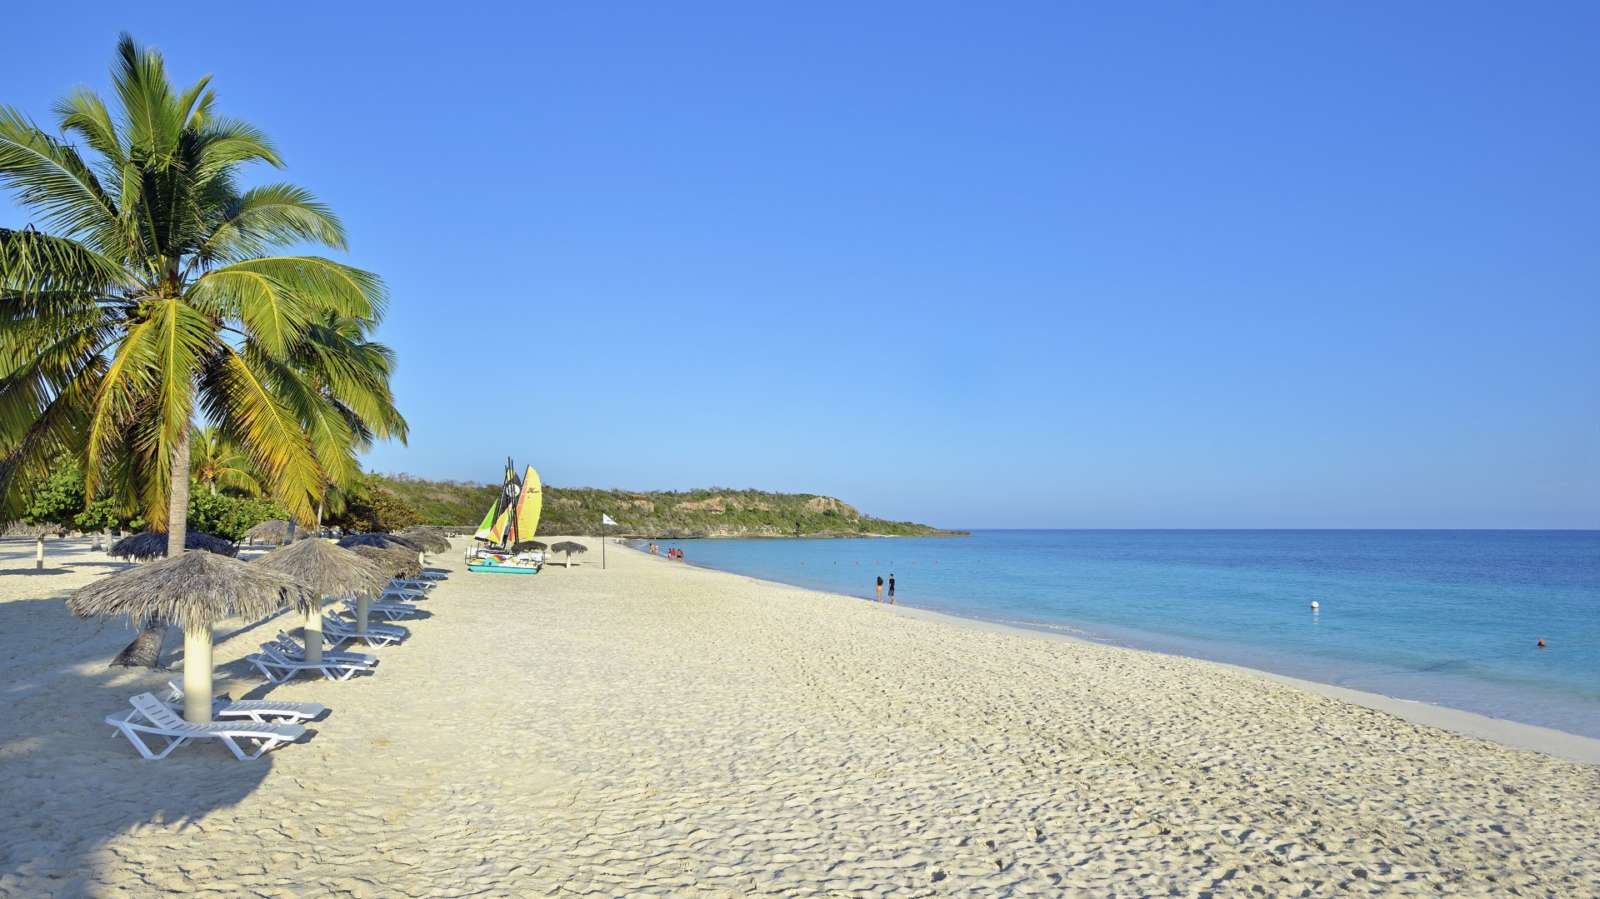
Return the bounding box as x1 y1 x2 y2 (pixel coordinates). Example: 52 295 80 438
467 560 541 575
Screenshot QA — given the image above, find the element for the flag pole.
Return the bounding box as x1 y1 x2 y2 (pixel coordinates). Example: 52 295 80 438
602 517 607 570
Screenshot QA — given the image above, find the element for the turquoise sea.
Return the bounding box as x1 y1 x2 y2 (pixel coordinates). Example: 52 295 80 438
639 530 1600 738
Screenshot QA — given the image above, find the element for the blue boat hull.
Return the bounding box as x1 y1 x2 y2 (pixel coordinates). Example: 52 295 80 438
467 560 541 574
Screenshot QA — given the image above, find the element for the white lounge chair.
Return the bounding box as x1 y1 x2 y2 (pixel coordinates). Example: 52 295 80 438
390 578 434 592
160 681 327 724
269 633 378 667
247 645 377 683
322 615 408 648
105 692 306 760
344 597 423 621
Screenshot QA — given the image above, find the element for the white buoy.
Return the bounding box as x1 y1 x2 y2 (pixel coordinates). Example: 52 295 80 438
1310 601 1320 611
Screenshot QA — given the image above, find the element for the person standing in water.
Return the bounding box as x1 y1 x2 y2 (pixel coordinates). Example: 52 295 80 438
888 574 896 605
875 575 883 601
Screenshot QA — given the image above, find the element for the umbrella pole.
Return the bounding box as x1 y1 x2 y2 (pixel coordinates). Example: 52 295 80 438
304 599 323 667
183 623 213 723
355 596 370 642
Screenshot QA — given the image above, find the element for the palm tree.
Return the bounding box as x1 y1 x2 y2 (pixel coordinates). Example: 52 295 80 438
189 425 262 496
0 35 404 665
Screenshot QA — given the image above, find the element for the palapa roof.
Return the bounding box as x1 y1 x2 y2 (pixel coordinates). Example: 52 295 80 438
242 519 295 545
349 543 422 578
338 532 421 552
3 522 68 538
109 531 238 561
396 529 451 553
550 540 589 555
254 537 388 602
68 550 317 631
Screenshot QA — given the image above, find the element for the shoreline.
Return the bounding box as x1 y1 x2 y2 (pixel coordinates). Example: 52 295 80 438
648 542 1600 765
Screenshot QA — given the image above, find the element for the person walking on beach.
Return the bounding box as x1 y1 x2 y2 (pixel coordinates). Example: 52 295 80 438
888 574 895 604
875 575 883 601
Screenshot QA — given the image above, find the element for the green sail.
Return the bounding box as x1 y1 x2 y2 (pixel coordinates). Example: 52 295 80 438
474 458 520 545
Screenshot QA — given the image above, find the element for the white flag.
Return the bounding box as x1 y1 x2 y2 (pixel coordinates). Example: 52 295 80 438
601 514 617 527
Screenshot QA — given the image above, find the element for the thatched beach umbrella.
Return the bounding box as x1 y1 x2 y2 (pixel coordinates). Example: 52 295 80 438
110 530 237 562
342 532 428 572
68 552 315 722
349 543 422 580
396 529 451 554
338 532 418 550
255 538 387 663
242 519 294 547
550 541 588 567
5 522 67 569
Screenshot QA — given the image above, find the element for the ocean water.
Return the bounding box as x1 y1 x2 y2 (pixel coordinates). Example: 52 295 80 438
638 530 1600 738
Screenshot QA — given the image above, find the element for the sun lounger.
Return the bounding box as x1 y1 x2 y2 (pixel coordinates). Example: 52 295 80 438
268 634 378 667
390 578 435 592
344 597 423 621
321 614 408 648
246 645 377 683
160 681 327 724
105 692 306 760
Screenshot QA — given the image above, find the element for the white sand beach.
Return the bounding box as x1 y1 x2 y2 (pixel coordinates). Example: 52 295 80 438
1 536 1597 897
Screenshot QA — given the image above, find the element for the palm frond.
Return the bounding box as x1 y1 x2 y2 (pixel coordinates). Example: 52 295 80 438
111 33 182 165
190 256 385 355
0 106 122 244
197 348 321 522
53 89 125 171
0 226 124 297
197 183 346 264
192 117 283 182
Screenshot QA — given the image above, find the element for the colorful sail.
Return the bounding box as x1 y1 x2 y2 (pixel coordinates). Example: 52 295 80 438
475 458 521 545
511 466 542 549
473 499 497 542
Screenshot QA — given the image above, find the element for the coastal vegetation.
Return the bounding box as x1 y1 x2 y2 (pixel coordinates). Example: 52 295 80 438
372 474 965 537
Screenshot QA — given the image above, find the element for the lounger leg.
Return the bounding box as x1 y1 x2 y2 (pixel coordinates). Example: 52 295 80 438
221 735 280 761
116 724 158 760
121 725 187 760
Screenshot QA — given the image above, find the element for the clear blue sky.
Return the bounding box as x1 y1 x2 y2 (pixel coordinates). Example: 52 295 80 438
7 3 1597 528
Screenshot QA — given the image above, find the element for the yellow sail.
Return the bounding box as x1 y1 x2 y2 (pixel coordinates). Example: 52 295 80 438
513 466 542 546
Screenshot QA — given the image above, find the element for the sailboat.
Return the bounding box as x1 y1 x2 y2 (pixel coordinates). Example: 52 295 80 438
467 462 544 574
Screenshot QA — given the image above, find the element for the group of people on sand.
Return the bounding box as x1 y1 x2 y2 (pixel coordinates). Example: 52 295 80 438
874 573 896 605
647 543 685 561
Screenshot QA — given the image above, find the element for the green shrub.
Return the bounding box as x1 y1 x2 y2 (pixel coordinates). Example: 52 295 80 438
187 492 288 541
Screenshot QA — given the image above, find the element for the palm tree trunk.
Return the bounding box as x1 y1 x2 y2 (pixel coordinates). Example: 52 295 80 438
111 425 192 670
167 425 191 557
111 627 168 668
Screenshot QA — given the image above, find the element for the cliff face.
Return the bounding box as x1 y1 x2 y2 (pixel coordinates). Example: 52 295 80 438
373 476 964 538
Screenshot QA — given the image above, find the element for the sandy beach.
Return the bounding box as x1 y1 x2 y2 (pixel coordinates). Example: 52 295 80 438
1 536 1597 897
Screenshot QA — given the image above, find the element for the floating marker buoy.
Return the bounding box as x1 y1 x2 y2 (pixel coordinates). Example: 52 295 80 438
1310 601 1320 610
1538 639 1546 649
